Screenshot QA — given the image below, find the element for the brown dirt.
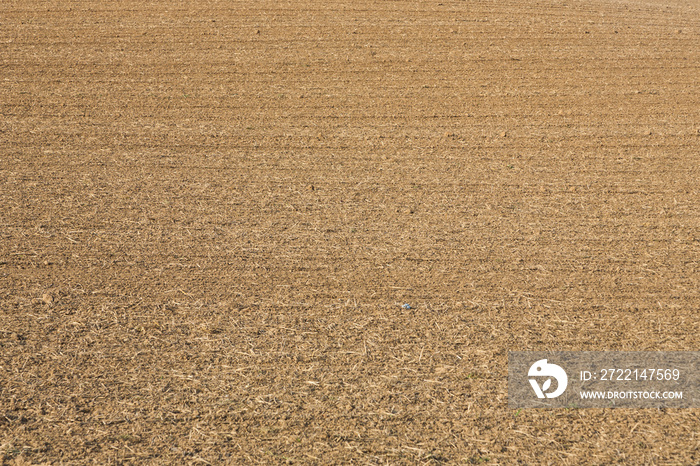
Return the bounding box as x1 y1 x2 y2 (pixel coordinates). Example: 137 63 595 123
1 0 699 463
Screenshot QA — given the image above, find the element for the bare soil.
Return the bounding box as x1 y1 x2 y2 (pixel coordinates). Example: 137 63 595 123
1 0 699 463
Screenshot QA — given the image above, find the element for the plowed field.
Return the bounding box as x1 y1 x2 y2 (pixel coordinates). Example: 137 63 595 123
1 0 699 463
